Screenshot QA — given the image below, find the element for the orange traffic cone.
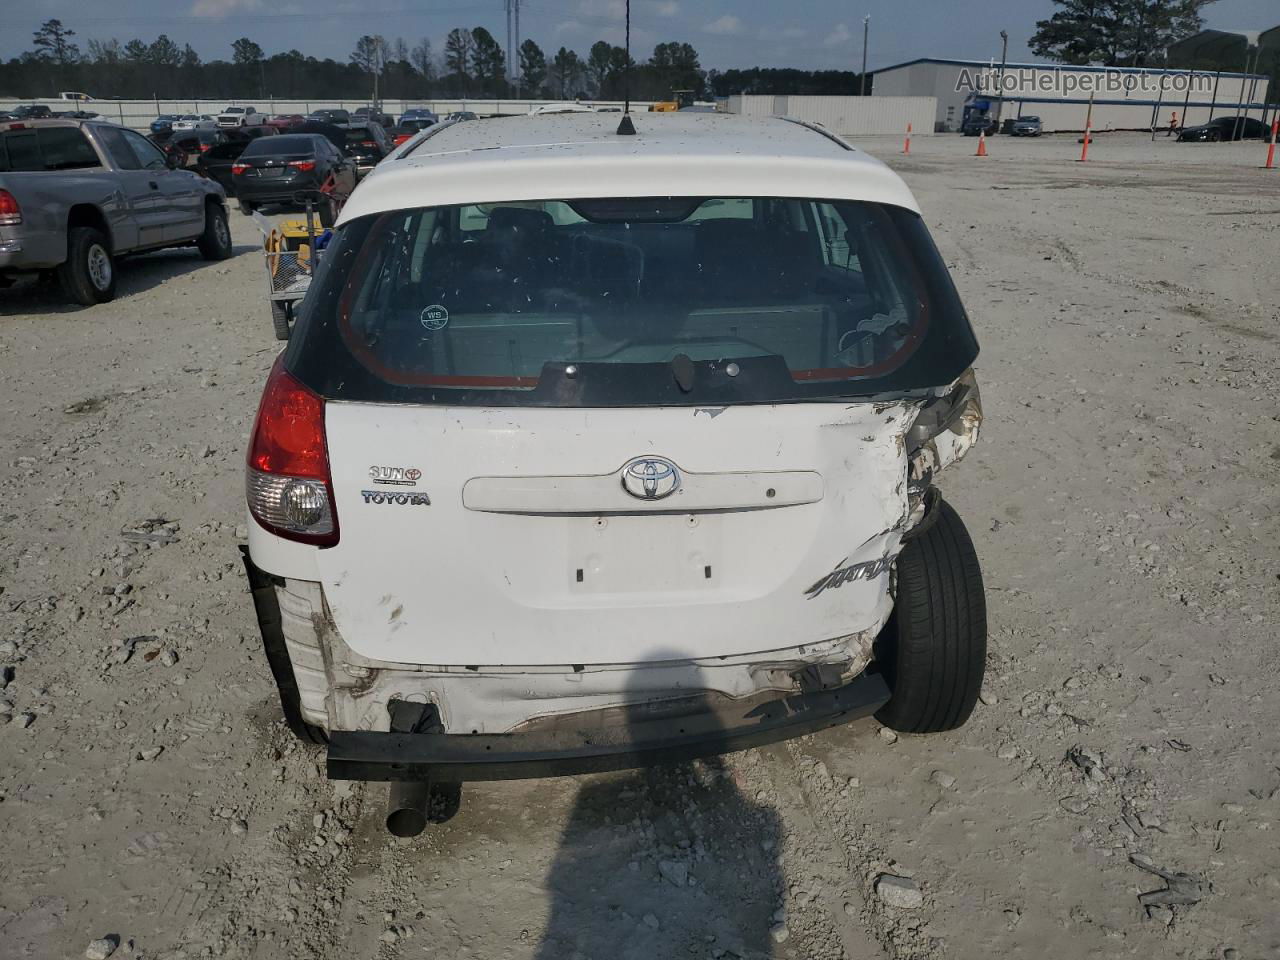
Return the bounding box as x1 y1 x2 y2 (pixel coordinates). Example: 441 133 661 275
903 122 912 155
976 130 988 157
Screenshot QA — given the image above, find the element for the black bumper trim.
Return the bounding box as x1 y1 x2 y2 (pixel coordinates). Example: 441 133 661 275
326 670 891 783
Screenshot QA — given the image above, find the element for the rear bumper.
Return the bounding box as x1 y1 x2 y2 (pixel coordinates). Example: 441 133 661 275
0 228 64 271
234 177 317 204
327 670 890 782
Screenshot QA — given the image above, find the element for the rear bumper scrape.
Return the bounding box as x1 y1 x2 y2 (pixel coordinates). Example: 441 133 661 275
326 670 891 783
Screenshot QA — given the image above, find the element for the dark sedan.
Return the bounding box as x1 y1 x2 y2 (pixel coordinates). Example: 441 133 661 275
305 108 350 125
230 133 357 225
163 129 231 169
1177 116 1270 142
352 106 394 127
342 123 390 175
196 139 256 195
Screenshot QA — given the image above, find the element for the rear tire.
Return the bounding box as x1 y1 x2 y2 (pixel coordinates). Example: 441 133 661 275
271 300 292 340
197 202 233 260
874 498 986 733
58 227 116 305
318 196 339 228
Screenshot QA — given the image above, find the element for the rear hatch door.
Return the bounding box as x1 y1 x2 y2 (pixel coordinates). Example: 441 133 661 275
316 401 913 666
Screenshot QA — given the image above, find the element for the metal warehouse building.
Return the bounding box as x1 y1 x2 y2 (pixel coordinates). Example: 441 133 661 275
872 57 1271 133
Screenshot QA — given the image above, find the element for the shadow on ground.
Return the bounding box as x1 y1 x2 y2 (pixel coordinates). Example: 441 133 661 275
534 654 785 960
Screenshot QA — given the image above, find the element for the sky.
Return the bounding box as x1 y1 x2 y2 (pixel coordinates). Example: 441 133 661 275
1 0 1277 71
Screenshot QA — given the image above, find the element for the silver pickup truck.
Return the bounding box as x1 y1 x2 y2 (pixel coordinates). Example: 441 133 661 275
0 118 231 305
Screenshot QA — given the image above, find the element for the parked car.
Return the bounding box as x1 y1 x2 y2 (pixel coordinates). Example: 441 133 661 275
227 124 279 142
388 122 431 146
1010 115 1042 136
398 108 438 127
342 122 390 175
266 113 306 131
352 106 394 127
230 132 357 224
172 114 219 131
165 129 231 167
196 139 252 196
306 108 351 125
1177 116 1271 142
150 115 182 135
0 118 231 304
57 110 100 120
445 110 478 121
961 114 997 136
242 112 986 836
217 105 261 127
12 105 54 120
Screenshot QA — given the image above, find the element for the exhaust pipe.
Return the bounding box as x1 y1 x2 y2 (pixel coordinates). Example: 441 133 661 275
386 780 431 838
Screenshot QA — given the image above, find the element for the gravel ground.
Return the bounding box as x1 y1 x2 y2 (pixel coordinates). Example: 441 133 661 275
1 131 1277 960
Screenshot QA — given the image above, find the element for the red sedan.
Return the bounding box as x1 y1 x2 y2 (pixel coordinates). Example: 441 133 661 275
265 114 306 131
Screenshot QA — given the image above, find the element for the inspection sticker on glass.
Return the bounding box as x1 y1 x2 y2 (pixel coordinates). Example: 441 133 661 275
420 304 449 330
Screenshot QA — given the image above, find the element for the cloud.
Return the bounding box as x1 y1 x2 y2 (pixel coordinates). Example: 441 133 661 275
704 14 743 36
822 22 852 47
190 0 261 17
555 19 587 35
780 26 808 39
576 0 625 18
655 0 679 15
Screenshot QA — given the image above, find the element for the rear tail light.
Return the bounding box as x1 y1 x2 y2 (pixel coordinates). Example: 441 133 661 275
246 359 339 546
289 159 316 172
0 189 21 226
199 143 212 152
231 162 249 174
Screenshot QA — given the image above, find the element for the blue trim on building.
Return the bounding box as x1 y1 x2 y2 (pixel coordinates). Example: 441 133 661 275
872 56 1266 81
1002 96 1268 108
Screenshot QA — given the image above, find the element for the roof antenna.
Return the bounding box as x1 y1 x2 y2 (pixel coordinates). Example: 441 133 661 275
616 0 637 135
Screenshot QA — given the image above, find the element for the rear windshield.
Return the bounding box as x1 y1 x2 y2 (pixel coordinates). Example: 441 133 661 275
0 126 101 172
288 196 978 406
242 135 316 156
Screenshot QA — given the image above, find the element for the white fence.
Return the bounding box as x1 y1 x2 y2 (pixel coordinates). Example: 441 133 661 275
0 98 661 133
726 95 937 137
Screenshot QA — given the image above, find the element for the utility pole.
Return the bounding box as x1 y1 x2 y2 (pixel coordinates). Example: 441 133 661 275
859 15 869 96
505 0 513 92
994 29 1008 127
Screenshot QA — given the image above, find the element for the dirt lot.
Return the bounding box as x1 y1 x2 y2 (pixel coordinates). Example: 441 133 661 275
1 131 1278 960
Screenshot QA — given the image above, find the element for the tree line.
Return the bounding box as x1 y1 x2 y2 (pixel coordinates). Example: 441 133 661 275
2 19 874 103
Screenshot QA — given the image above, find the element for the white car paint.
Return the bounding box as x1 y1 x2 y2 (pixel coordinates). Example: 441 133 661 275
247 113 981 736
353 113 920 225
171 115 217 131
217 106 260 127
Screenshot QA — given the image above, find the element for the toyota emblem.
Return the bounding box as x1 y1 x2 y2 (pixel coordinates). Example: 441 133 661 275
620 457 681 500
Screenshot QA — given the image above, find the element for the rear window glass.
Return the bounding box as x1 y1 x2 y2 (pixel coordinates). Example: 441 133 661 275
242 135 316 156
289 196 978 407
206 142 245 160
0 127 100 171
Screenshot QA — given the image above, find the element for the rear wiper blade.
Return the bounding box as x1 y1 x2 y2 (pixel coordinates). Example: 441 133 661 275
670 353 695 393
